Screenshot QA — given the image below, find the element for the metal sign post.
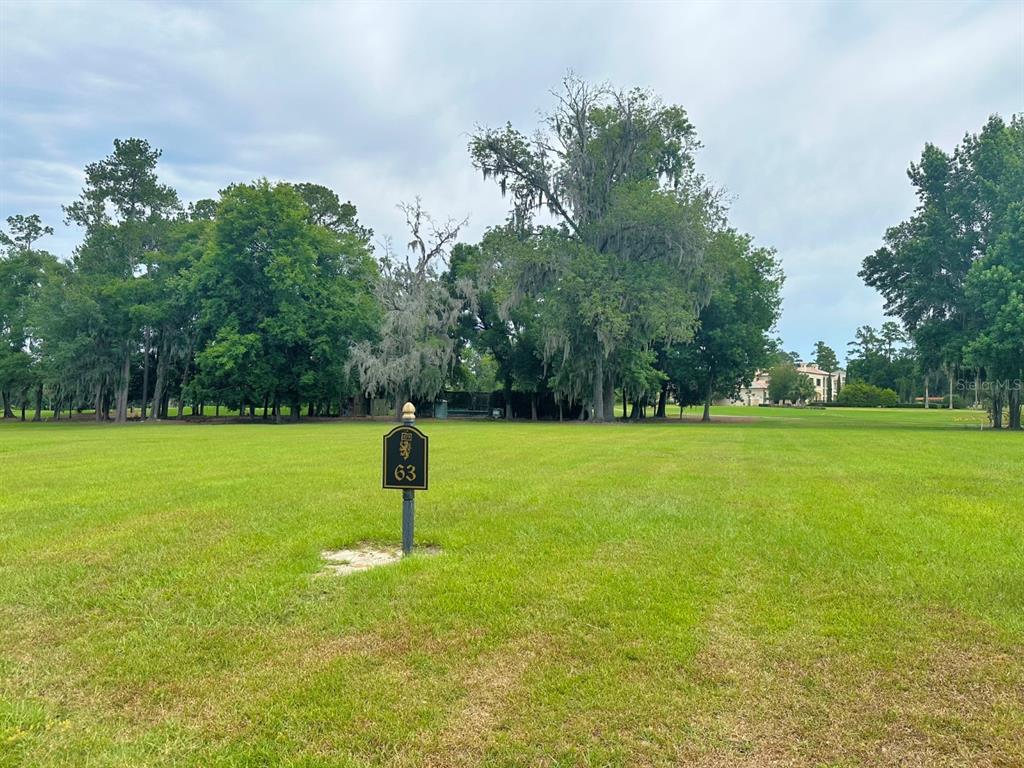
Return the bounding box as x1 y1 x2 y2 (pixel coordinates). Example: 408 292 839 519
382 402 428 555
402 488 414 555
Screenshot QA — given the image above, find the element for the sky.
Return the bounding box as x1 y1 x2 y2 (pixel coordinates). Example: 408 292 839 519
1 0 1021 364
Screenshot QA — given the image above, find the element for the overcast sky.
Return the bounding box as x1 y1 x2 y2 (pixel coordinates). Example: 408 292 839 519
2 0 1021 362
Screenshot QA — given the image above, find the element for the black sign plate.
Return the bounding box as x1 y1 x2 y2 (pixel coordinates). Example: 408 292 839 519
382 425 428 490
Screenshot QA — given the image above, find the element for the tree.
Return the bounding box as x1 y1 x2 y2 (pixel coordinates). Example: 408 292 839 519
661 230 783 421
470 75 720 420
448 228 563 420
62 138 181 421
861 114 1023 424
811 341 839 402
350 199 467 416
767 362 815 405
879 321 906 361
964 202 1024 429
143 205 212 419
192 180 378 421
293 182 373 243
0 215 59 420
0 214 53 252
452 344 499 394
845 323 920 403
792 374 817 404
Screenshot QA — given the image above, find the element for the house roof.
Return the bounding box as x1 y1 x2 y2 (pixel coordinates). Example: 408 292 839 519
797 365 832 376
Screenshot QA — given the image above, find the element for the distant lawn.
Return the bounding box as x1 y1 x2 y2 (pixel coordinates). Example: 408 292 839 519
1 409 1021 766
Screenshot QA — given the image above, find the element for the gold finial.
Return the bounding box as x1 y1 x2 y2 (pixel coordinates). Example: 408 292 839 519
402 402 416 422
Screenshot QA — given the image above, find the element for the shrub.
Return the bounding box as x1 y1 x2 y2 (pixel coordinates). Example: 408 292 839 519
836 380 899 407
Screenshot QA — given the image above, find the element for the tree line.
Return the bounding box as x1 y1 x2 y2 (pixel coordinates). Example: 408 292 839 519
1 77 786 424
4 82 1018 427
754 114 1022 427
1 154 379 423
860 114 1023 428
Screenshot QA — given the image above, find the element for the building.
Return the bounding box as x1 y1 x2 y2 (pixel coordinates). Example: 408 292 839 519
722 364 845 406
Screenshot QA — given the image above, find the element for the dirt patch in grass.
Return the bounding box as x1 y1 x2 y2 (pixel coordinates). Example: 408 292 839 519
320 544 441 575
321 546 402 575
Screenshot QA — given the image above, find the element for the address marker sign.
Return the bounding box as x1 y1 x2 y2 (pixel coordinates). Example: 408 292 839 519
384 403 428 555
382 423 428 489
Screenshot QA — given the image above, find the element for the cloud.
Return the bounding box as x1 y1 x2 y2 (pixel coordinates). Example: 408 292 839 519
1 0 1020 356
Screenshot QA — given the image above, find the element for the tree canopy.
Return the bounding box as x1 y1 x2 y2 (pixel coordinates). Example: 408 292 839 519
470 76 724 420
861 114 1023 426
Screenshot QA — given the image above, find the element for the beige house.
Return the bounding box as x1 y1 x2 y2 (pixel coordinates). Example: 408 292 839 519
723 364 845 406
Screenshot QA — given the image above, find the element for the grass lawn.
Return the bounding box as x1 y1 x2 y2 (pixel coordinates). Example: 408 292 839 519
1 408 1021 767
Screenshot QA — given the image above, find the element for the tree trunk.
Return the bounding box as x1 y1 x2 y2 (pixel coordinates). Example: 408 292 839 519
1 389 12 419
1009 386 1021 430
591 353 605 422
140 328 151 419
33 384 43 421
94 382 104 421
151 339 168 420
656 382 668 418
702 370 713 423
530 393 537 421
273 395 281 424
991 390 1003 429
115 347 130 423
603 373 615 422
948 366 954 409
924 375 930 409
178 352 193 420
558 399 563 422
394 391 408 422
262 393 269 420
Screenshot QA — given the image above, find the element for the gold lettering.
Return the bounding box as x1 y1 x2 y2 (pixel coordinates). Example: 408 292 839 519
393 464 418 483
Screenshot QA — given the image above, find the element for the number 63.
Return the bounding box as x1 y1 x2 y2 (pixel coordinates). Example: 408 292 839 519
394 464 417 481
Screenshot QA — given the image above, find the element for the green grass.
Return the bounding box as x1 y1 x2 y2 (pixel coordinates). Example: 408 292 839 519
1 408 1021 767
